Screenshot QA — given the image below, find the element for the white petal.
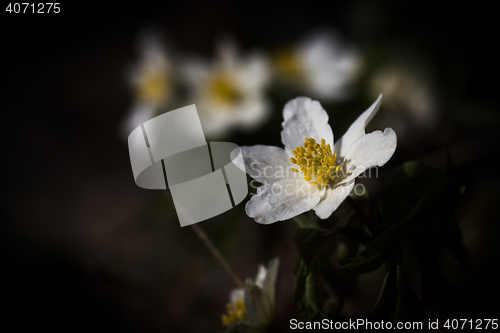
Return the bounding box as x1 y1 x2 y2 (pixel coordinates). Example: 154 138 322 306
231 145 300 185
181 57 211 86
313 181 355 219
262 258 279 306
281 97 334 155
245 179 322 224
233 97 271 130
344 128 397 180
300 30 362 100
244 279 273 329
254 265 267 289
235 52 271 91
334 95 383 157
197 97 270 137
230 288 245 306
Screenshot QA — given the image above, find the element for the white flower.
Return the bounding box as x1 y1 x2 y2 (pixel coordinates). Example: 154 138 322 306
221 258 279 331
274 30 362 101
182 39 271 137
120 33 175 138
369 60 438 130
232 95 397 224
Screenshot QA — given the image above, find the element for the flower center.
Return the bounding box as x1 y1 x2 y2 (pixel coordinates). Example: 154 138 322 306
208 73 243 106
275 48 304 83
137 71 171 104
221 298 248 327
290 138 340 186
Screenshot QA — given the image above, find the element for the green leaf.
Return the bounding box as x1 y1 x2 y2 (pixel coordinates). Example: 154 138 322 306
370 265 394 320
336 211 364 265
410 239 456 317
293 259 308 314
381 161 442 194
444 219 471 269
293 228 325 268
294 255 329 319
319 260 345 315
399 179 443 227
392 247 405 322
304 256 322 314
336 235 361 267
379 161 442 225
293 215 322 230
371 241 404 322
338 253 386 275
339 226 397 274
400 161 463 229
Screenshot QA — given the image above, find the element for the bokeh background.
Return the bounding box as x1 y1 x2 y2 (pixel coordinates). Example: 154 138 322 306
2 1 499 332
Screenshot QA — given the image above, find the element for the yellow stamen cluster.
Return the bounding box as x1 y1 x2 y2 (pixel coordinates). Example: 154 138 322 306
290 138 340 186
221 298 248 327
275 48 304 83
209 74 242 106
137 72 171 104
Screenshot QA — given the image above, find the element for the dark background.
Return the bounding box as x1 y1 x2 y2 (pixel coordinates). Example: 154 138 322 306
2 1 499 332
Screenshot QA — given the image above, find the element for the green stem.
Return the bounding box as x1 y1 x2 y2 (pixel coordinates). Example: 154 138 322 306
293 215 310 228
190 223 245 288
293 215 324 230
163 191 244 288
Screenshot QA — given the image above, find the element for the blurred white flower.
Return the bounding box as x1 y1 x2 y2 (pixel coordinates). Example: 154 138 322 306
274 30 362 101
182 39 271 137
233 95 396 225
221 258 279 332
369 60 438 130
120 33 175 138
